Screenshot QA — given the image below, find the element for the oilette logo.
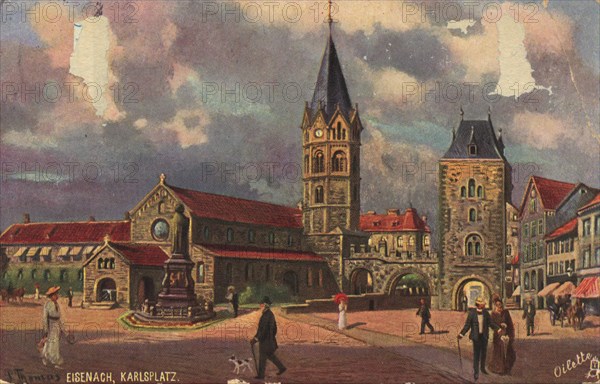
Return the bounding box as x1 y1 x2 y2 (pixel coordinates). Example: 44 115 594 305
553 352 600 383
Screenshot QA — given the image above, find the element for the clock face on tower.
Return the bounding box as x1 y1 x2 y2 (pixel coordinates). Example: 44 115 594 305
314 129 323 138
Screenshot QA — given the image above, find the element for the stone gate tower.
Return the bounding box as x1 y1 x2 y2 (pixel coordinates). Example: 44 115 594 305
438 109 512 310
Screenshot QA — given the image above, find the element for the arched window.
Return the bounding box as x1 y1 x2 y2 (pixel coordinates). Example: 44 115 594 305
315 186 324 203
17 269 24 280
530 198 537 213
60 269 68 282
31 269 37 279
506 244 512 255
245 263 254 281
318 269 324 287
466 234 483 257
158 202 165 214
460 187 466 198
43 269 50 281
312 151 324 173
332 151 347 172
532 243 537 259
477 186 484 198
307 268 313 287
227 228 234 243
423 235 430 247
304 155 309 174
287 234 293 247
103 259 110 269
268 232 275 245
109 258 115 269
408 236 415 246
469 208 477 222
248 229 255 243
98 258 104 269
342 129 346 140
78 269 84 281
378 239 387 255
196 262 205 283
397 236 404 248
531 270 537 289
468 179 476 197
336 122 342 140
524 272 530 290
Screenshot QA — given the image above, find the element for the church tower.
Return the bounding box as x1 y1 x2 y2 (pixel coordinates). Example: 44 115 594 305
301 5 363 236
438 108 512 310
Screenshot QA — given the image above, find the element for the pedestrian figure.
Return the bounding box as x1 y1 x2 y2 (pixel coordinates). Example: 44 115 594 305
522 296 536 336
489 298 516 375
226 286 239 318
250 296 286 380
34 283 40 300
462 293 468 312
67 287 73 308
41 286 67 369
334 293 348 330
458 297 501 381
416 298 434 334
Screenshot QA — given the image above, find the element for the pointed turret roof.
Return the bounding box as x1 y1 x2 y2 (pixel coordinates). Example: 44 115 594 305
310 33 353 119
442 113 505 160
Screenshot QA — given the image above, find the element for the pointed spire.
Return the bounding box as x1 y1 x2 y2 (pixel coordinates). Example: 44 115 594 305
327 0 333 36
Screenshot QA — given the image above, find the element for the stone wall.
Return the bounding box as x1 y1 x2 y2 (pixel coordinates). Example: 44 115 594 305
129 266 165 310
83 247 130 306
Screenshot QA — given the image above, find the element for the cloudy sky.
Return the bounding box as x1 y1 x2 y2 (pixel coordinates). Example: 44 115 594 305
1 0 599 231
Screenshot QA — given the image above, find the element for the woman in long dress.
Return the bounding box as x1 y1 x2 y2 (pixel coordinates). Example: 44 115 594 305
41 286 66 368
338 298 348 330
489 298 516 375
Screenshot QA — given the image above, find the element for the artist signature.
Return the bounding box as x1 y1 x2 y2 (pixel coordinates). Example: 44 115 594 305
5 368 60 383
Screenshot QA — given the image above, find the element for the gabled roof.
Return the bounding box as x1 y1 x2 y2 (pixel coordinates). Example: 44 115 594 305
198 244 325 262
532 176 577 210
442 119 505 160
545 218 577 240
310 35 353 120
579 191 600 213
167 184 302 229
360 208 430 233
0 221 131 245
84 242 168 267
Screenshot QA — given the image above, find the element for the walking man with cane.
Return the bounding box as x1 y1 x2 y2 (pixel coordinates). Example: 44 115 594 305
457 297 502 381
250 296 287 380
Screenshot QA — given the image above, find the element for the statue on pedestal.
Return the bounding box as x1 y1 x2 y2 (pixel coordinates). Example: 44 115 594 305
171 204 189 257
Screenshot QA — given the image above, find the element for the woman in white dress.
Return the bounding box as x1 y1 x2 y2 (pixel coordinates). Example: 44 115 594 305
338 298 348 330
41 286 66 368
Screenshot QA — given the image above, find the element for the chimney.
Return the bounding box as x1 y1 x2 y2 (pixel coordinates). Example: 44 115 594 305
124 211 131 220
387 209 400 216
23 213 31 224
422 215 428 223
88 216 96 222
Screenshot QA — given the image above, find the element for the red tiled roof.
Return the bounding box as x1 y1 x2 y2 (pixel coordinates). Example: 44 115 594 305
0 221 131 245
167 185 302 229
579 191 600 212
360 208 430 233
545 218 578 240
200 244 325 262
532 176 576 210
109 242 168 267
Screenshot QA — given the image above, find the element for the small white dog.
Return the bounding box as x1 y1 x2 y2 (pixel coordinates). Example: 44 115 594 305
228 355 253 375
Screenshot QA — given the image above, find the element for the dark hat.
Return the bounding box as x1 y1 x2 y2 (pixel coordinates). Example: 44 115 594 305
260 296 272 305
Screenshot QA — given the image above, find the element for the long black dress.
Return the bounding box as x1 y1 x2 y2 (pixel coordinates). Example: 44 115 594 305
489 309 516 375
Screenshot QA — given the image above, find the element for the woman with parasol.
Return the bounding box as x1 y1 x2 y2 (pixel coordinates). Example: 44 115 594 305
39 286 73 369
334 293 348 330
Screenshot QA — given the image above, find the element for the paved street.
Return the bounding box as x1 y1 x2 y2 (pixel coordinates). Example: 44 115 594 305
1 298 466 384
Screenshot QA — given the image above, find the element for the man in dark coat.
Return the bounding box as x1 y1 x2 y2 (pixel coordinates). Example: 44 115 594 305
523 296 536 335
250 296 286 379
67 287 73 308
458 297 501 381
416 298 434 334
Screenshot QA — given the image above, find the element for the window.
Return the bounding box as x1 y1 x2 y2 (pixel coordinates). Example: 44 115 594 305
506 244 512 256
17 269 24 280
466 234 483 257
559 261 564 274
331 151 347 172
318 269 324 287
532 243 537 260
78 269 83 281
583 219 591 236
468 179 475 197
307 268 313 287
523 224 529 238
226 228 234 242
595 216 600 235
477 186 484 198
312 151 325 173
158 202 166 214
594 247 600 267
549 263 554 275
31 269 37 279
524 245 529 262
547 243 552 256
269 232 275 245
204 226 210 241
60 269 68 282
529 198 537 213
524 272 530 290
226 263 233 284
315 186 324 203
151 219 170 241
560 240 565 254
245 263 254 281
460 187 466 198
583 247 591 268
469 208 477 222
408 236 415 246
43 269 50 281
538 219 543 235
468 144 477 156
98 258 104 269
248 229 255 243
196 262 205 283
531 221 537 238
531 271 537 288
287 234 294 247
397 236 404 248
304 155 309 173
423 235 430 247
